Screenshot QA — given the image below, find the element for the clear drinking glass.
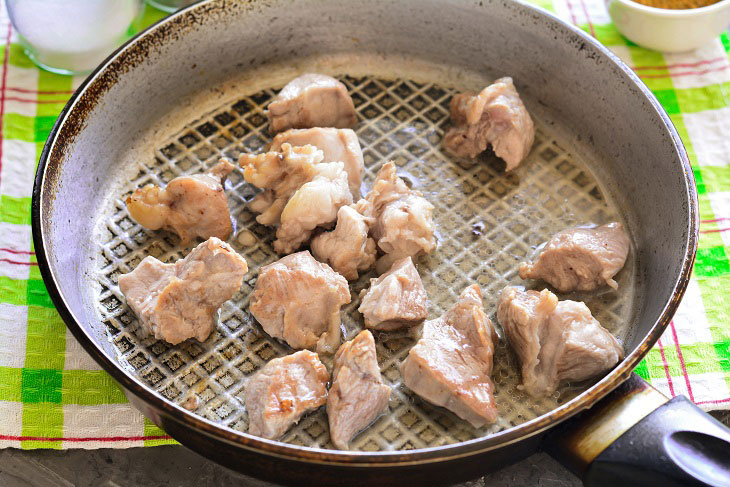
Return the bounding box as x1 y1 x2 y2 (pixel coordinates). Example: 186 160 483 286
6 0 142 76
145 0 197 13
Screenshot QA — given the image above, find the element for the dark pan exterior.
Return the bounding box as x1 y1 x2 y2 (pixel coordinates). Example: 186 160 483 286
32 0 697 484
127 390 544 486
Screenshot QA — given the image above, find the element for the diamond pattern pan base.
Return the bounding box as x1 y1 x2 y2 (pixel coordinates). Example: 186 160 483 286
93 75 635 452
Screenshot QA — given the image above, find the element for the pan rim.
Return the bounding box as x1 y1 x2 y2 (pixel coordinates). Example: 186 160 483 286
31 0 699 466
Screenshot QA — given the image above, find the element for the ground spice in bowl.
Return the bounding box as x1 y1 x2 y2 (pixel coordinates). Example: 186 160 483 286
630 0 720 8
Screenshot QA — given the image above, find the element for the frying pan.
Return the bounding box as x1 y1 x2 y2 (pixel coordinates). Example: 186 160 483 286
31 0 730 485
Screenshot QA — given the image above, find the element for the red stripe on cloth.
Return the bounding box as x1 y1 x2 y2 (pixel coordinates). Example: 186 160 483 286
5 96 69 104
6 86 75 95
0 23 12 192
564 0 580 28
0 434 172 442
577 0 596 37
637 65 729 79
696 397 730 406
700 227 730 234
0 258 37 266
0 247 35 255
657 337 676 397
669 320 695 402
701 217 730 224
633 57 727 71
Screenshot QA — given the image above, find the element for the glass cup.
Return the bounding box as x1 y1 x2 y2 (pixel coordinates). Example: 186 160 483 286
145 0 197 13
6 0 142 76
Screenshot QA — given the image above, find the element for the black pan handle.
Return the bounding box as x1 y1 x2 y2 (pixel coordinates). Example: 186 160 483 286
544 374 730 487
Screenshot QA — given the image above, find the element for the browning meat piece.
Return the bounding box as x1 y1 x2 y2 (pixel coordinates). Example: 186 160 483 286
310 205 377 280
240 143 353 253
444 77 535 171
401 284 498 427
245 350 329 440
274 161 353 254
358 256 427 330
118 237 248 345
271 127 364 199
327 330 391 450
240 143 324 226
126 159 234 244
249 251 351 354
360 162 436 273
497 286 624 398
519 222 630 292
266 73 357 134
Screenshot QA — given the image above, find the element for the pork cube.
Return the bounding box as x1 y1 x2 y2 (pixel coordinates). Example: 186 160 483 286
444 77 535 171
240 143 353 253
401 284 498 427
274 161 353 254
358 256 427 330
118 237 248 345
360 162 436 273
327 330 391 450
126 159 234 244
519 222 630 292
240 143 324 226
310 205 377 280
266 73 357 133
249 251 351 354
245 350 329 440
497 286 624 398
271 127 364 199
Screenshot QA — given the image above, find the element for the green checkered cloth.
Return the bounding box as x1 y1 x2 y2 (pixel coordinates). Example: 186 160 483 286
0 0 728 450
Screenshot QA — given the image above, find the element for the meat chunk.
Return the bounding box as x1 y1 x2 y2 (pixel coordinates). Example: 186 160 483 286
519 222 630 292
249 251 351 354
118 237 248 345
401 285 498 427
271 127 364 199
266 73 357 134
240 143 353 253
358 256 427 330
275 162 353 254
240 143 324 226
327 330 391 450
310 205 377 280
444 77 535 171
126 159 234 244
360 162 436 273
497 286 624 398
245 350 329 440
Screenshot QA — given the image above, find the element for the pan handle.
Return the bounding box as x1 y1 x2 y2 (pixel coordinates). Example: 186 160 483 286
544 373 730 487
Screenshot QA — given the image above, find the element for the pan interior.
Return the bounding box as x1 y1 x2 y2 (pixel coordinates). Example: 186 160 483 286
93 74 636 451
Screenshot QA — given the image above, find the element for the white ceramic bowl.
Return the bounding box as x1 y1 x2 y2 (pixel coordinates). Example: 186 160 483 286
606 0 730 52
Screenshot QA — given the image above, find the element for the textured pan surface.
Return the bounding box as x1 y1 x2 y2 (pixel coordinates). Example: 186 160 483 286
93 75 635 451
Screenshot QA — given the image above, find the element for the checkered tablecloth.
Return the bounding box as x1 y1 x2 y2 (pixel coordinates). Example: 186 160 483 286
0 0 728 449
